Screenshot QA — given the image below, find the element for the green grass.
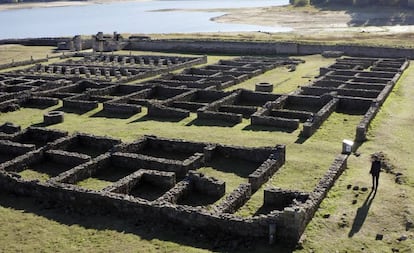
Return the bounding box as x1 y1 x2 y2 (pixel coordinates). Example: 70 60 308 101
0 45 59 65
225 55 335 94
76 178 113 191
18 169 50 182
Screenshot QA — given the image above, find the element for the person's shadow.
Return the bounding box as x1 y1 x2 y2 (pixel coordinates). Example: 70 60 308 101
348 189 376 237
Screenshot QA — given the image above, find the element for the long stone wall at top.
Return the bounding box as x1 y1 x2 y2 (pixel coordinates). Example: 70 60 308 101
126 39 414 59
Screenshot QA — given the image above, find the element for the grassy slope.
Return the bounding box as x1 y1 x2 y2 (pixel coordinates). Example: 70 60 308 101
0 46 412 251
0 45 59 64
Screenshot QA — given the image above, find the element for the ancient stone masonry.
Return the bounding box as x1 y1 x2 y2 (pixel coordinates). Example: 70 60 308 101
1 55 409 139
0 54 305 122
298 57 409 141
0 126 356 243
0 126 319 242
126 39 414 58
5 53 206 83
147 56 303 90
251 94 337 134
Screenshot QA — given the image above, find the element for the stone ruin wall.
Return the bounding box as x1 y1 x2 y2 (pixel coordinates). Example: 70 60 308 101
0 127 318 243
0 131 349 243
127 39 414 59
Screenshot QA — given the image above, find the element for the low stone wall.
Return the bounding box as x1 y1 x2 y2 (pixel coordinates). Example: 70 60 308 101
104 170 176 194
112 152 200 178
302 98 339 138
22 96 59 108
0 37 70 47
355 102 379 142
157 179 191 204
0 149 42 173
197 110 242 124
270 109 312 122
0 140 35 155
213 144 280 163
215 183 252 214
248 157 284 192
144 135 206 154
45 149 91 166
251 114 300 129
188 171 225 198
50 154 111 184
218 105 257 118
0 122 21 135
299 154 349 231
103 101 142 115
147 104 190 118
63 95 99 112
48 133 120 157
264 188 309 210
142 170 176 189
336 96 372 114
300 86 380 99
12 127 68 148
128 39 414 58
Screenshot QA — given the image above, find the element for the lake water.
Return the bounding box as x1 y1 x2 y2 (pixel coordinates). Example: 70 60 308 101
0 0 291 39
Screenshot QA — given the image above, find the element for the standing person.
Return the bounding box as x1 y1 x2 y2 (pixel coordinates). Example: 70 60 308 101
370 154 382 191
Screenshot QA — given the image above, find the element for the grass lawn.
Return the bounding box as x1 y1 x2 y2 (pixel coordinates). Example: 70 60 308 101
0 44 59 65
0 47 412 252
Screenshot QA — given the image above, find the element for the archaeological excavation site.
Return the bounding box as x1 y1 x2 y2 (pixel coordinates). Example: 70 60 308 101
0 33 412 247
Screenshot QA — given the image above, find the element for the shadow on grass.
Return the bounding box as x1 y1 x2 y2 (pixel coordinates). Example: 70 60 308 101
0 192 296 253
295 132 309 144
348 189 376 237
243 124 295 133
186 118 239 127
313 3 414 27
254 204 284 216
22 104 56 110
90 110 137 119
130 115 184 123
53 106 94 115
177 191 220 207
207 156 260 178
31 122 49 128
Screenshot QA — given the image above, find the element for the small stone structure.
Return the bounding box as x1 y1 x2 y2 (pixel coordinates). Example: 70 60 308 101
43 111 64 125
255 82 274 92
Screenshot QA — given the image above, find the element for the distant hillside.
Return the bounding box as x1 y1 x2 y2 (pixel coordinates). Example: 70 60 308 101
290 0 414 7
0 0 87 3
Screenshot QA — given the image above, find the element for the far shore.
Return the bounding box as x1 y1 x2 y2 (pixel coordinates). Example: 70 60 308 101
0 0 151 11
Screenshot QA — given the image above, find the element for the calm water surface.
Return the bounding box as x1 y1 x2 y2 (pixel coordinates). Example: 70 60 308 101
0 0 290 39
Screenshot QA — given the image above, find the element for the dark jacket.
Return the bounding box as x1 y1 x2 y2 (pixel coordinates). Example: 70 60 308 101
370 160 381 176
